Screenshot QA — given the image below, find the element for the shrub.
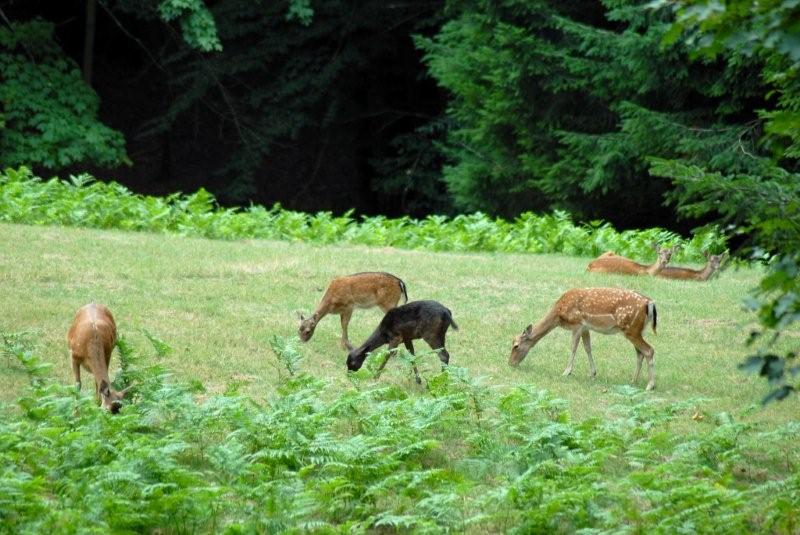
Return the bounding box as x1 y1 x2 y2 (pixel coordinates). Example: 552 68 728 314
0 334 797 532
0 167 722 262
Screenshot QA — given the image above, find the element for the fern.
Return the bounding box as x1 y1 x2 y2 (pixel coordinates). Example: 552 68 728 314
0 334 796 532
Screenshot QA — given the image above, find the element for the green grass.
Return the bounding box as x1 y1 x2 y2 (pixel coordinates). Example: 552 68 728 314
0 221 796 426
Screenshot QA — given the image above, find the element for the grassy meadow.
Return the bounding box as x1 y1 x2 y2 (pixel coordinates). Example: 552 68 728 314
1 221 795 425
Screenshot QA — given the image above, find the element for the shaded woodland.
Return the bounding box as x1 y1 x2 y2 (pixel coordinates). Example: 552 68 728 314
3 0 795 233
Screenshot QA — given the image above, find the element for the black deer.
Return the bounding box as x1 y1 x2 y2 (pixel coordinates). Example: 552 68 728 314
346 300 458 383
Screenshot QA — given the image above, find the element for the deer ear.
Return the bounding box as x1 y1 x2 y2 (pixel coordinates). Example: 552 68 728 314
99 380 111 398
118 384 134 398
523 324 533 336
298 312 305 321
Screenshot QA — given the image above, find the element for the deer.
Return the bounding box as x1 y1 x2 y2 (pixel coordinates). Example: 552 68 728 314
509 288 658 390
656 251 727 281
298 272 408 350
586 244 678 276
67 303 132 413
346 300 458 384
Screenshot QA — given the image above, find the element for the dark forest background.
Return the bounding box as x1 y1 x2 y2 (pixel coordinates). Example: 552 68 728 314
0 0 797 234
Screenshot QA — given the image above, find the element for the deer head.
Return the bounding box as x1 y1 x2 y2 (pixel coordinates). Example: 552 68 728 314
704 251 728 274
98 380 133 414
297 312 319 342
652 243 679 273
509 324 535 367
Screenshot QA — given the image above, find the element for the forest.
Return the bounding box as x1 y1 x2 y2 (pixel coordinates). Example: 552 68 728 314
1 0 799 532
0 0 793 226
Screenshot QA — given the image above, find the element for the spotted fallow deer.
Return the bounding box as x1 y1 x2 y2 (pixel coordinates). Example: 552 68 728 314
298 272 408 350
656 251 727 281
67 303 131 413
586 244 678 276
509 288 658 390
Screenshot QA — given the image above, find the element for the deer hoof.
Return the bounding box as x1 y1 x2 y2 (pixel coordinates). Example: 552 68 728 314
562 369 572 377
646 383 655 391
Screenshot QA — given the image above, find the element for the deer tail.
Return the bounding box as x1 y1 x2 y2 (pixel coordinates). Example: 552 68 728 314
446 308 459 331
647 301 657 335
398 279 408 304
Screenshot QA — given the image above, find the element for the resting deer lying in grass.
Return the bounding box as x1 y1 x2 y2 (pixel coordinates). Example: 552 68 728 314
656 251 727 281
346 300 458 384
67 303 131 413
299 272 408 350
587 244 678 276
509 288 658 390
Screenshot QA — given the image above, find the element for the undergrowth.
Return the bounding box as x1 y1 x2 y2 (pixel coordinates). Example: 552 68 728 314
0 167 723 262
1 333 797 533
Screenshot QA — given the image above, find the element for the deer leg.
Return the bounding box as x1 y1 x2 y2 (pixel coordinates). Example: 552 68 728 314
376 340 399 375
563 329 581 376
71 352 81 391
339 309 353 350
633 351 644 384
645 351 655 391
403 340 421 384
626 333 655 391
424 333 450 369
581 331 596 378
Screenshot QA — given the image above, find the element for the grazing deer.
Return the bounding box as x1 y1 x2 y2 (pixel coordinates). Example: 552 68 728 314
587 244 678 276
509 288 658 390
346 300 458 384
299 272 408 350
67 303 131 413
656 251 727 281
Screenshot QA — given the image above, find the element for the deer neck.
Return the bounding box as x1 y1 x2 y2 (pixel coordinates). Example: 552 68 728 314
646 259 667 276
697 263 716 281
88 329 111 387
531 311 560 343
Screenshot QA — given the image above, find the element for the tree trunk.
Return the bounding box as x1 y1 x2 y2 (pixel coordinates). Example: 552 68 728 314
82 0 96 85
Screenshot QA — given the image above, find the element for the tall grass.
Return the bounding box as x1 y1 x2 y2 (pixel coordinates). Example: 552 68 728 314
1 334 797 533
0 167 723 262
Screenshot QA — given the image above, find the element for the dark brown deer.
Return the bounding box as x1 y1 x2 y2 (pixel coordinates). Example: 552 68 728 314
587 244 678 277
67 303 131 413
346 300 458 384
299 272 408 349
509 288 658 390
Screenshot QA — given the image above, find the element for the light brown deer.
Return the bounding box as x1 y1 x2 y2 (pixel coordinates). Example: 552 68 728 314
586 244 678 276
656 251 727 281
298 272 408 350
509 288 658 390
67 303 131 413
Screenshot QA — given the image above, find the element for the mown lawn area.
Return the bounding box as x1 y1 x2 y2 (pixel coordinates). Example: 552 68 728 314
0 222 796 425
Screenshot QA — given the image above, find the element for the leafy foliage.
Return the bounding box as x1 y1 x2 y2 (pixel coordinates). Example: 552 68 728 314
655 0 800 159
0 20 128 168
0 166 723 261
1 333 797 532
155 0 222 51
416 0 766 226
650 159 799 402
649 2 800 402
